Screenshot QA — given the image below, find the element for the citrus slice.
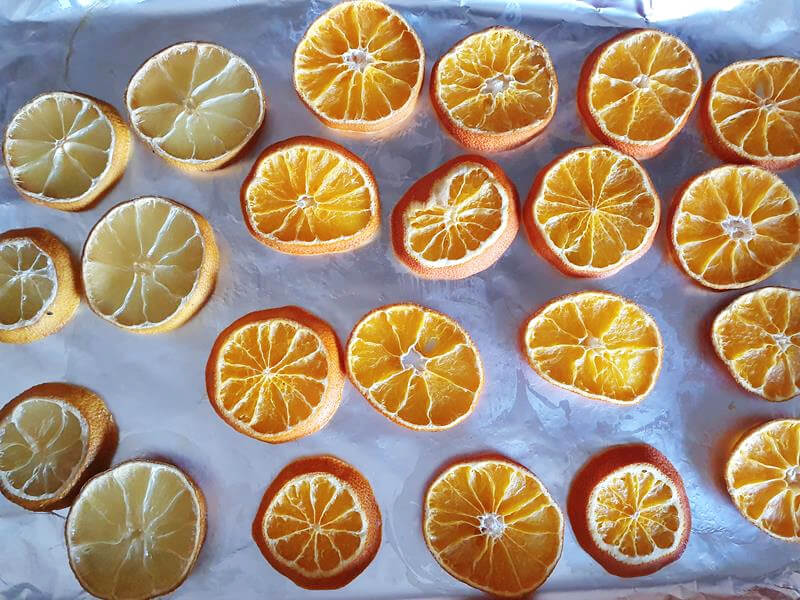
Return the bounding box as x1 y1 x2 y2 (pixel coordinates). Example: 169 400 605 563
703 57 800 171
712 287 800 402
206 306 345 443
126 42 266 171
346 303 483 430
670 165 799 290
293 0 424 132
81 196 218 333
431 26 558 152
253 455 381 590
568 444 691 577
579 29 702 159
423 456 564 597
391 155 518 279
521 291 663 404
725 419 800 541
241 136 380 254
524 146 660 277
0 382 116 512
0 228 79 344
66 460 206 600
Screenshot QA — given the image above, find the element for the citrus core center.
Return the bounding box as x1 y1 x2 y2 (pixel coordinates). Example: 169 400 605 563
785 466 800 488
721 215 756 242
478 513 506 538
297 194 315 210
343 48 373 73
632 74 650 89
401 347 428 372
482 74 514 95
774 333 792 353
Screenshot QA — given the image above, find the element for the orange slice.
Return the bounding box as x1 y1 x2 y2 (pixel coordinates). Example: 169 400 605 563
712 287 800 402
568 444 691 577
524 145 660 277
346 303 483 430
391 155 518 279
670 165 799 290
293 0 424 132
423 456 563 597
579 29 701 159
253 455 381 590
703 57 800 171
431 27 558 152
206 306 344 443
241 136 380 255
521 291 663 404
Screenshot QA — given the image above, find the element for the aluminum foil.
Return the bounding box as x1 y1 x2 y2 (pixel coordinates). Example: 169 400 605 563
1 0 799 598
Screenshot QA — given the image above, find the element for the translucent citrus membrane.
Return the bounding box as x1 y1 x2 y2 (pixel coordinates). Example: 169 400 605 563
348 305 482 429
590 31 700 142
265 473 367 577
0 398 87 500
673 166 799 288
294 0 422 125
0 238 56 328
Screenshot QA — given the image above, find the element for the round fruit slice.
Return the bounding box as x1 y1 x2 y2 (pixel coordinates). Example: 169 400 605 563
431 27 558 152
81 196 218 333
423 456 563 597
241 136 380 254
391 155 518 279
670 165 799 290
579 29 701 159
346 303 483 431
126 42 266 171
0 228 79 344
293 0 424 132
206 306 345 443
703 57 800 171
568 444 691 577
0 382 116 512
712 287 800 402
66 460 206 600
3 91 130 211
521 291 663 404
253 455 381 590
525 146 659 277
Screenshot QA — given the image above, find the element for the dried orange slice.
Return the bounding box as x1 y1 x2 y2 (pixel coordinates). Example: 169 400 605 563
568 444 691 577
670 165 799 290
431 27 557 152
579 29 701 159
206 306 345 443
293 0 424 132
712 287 800 402
391 155 518 279
524 146 659 277
521 291 663 404
253 455 381 590
346 303 483 430
423 456 563 597
241 136 380 255
703 57 800 171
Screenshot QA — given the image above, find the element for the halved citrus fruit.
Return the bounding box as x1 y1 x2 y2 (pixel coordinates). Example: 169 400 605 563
391 155 518 279
521 291 663 404
346 303 483 430
524 145 660 277
0 228 79 344
253 455 381 589
293 0 424 132
712 287 800 402
568 444 691 577
81 196 218 333
431 26 558 152
703 57 800 171
0 382 116 512
578 29 701 159
66 460 206 600
126 42 266 171
423 456 563 597
670 165 799 290
3 91 130 211
241 136 380 254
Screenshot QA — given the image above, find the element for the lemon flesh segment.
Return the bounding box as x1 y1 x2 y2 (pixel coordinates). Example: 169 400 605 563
0 238 57 329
